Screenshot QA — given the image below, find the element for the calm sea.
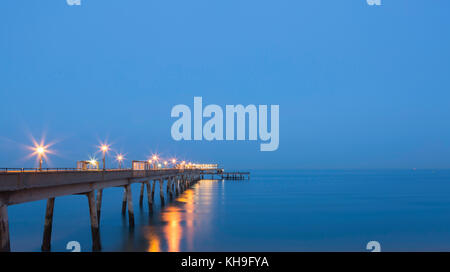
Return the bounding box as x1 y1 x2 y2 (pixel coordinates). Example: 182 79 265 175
7 170 450 252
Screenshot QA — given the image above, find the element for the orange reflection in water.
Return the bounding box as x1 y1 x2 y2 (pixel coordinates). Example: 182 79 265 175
145 180 215 252
147 231 161 252
162 205 183 252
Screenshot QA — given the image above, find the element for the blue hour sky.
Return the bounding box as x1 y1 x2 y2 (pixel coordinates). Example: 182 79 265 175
1 0 450 169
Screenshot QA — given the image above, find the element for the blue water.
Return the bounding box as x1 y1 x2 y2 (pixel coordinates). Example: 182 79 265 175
7 170 450 251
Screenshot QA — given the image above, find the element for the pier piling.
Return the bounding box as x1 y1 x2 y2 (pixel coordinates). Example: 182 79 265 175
152 180 156 200
159 179 165 206
168 178 173 199
125 184 134 227
41 197 55 252
139 183 145 207
96 189 103 224
0 204 10 252
146 181 152 212
87 191 101 251
121 188 127 215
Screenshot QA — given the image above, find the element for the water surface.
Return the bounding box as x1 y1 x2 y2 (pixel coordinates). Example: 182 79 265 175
8 170 450 251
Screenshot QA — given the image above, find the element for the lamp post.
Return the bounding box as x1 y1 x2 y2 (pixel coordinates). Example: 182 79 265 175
147 159 152 169
36 146 45 171
152 155 158 169
29 140 51 172
117 154 124 169
100 145 109 171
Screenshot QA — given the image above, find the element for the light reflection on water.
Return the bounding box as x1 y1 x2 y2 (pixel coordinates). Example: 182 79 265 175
145 180 217 252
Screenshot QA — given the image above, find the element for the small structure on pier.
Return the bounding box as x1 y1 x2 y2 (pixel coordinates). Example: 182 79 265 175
132 160 151 170
77 160 99 171
220 172 250 180
200 169 250 180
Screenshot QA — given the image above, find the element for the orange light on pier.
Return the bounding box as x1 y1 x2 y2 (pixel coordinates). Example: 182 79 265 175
33 144 47 171
98 143 111 171
36 146 45 155
172 159 176 164
26 134 56 171
88 157 99 169
27 139 55 171
152 155 158 161
116 154 124 169
101 145 110 152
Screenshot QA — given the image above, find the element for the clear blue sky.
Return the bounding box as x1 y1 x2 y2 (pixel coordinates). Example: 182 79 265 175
1 0 450 169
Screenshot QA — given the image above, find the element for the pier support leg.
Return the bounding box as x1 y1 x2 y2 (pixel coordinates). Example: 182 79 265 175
152 180 156 200
168 178 173 199
96 190 103 225
87 191 101 251
125 184 134 227
0 204 10 252
121 188 127 215
146 181 153 212
139 183 145 207
41 197 55 252
159 179 165 206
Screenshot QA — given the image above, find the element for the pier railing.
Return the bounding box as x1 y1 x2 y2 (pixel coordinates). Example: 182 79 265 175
0 168 185 174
